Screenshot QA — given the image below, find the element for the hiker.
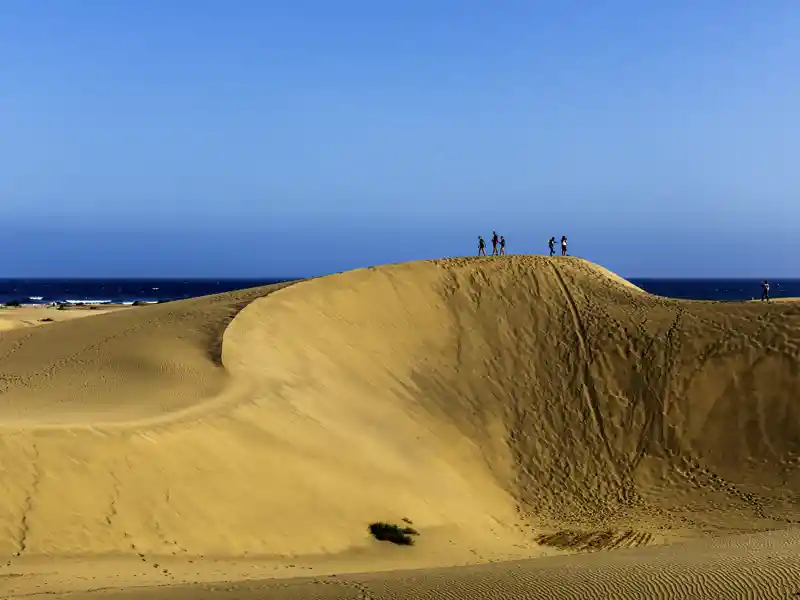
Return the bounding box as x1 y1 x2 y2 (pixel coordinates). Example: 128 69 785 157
478 236 487 256
491 231 499 255
548 237 556 256
561 235 568 256
762 280 770 302
500 235 506 256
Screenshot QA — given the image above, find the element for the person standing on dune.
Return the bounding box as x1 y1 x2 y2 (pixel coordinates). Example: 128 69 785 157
762 280 770 301
500 235 506 255
561 235 568 256
492 231 499 255
548 237 556 256
478 236 487 256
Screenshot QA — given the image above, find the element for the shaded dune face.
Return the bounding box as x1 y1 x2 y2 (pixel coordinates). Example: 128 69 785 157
234 256 800 541
402 258 800 533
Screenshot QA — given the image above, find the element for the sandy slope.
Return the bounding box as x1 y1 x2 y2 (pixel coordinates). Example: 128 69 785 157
0 256 799 599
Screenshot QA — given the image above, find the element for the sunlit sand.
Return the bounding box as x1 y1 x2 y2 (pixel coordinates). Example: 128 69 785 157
0 257 797 599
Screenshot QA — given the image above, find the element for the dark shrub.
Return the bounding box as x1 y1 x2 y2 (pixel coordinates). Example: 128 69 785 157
368 522 419 546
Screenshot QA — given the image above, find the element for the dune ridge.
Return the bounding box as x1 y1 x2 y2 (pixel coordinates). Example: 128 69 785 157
0 255 798 598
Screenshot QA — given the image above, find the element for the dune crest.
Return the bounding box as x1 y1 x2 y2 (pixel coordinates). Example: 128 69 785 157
0 256 798 598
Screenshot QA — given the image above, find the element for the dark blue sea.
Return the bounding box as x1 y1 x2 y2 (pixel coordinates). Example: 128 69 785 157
628 279 798 302
0 277 796 306
0 279 289 306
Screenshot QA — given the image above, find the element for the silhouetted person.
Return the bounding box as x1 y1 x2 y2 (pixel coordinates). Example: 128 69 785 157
762 280 770 301
561 235 568 256
478 236 487 256
548 237 556 256
500 235 506 256
491 231 499 255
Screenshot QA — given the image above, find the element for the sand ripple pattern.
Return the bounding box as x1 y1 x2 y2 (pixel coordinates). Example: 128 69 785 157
64 531 800 600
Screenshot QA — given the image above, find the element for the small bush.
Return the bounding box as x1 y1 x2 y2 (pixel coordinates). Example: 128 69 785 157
39 317 54 322
368 522 419 546
4 300 21 307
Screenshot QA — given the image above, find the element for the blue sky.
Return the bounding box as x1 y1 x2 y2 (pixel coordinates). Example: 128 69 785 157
2 0 799 278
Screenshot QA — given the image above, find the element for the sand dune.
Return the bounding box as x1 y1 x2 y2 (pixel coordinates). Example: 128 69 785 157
0 305 129 332
0 256 799 598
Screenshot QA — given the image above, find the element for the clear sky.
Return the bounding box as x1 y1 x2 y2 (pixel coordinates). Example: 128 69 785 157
2 1 799 278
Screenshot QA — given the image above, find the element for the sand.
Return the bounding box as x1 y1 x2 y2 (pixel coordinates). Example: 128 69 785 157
0 305 130 332
0 256 798 599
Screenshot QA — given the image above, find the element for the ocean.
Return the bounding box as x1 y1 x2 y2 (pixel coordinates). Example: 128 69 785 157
0 277 795 306
0 278 288 306
628 279 798 302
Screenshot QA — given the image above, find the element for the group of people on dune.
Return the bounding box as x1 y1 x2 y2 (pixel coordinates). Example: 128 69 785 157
477 231 506 256
477 232 568 257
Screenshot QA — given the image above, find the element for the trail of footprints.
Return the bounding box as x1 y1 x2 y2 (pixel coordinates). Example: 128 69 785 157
136 548 174 579
672 452 800 525
536 528 654 552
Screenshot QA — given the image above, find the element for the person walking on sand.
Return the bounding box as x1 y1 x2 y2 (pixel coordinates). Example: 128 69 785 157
762 280 770 302
499 235 506 255
548 237 556 257
478 235 487 256
491 231 499 255
561 235 568 256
